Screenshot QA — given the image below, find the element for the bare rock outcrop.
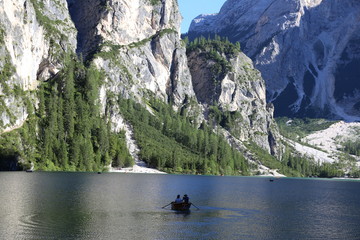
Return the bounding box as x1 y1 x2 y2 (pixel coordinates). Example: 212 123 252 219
187 44 281 156
66 0 195 110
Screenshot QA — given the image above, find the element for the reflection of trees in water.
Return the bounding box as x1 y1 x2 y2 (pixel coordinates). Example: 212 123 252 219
0 154 21 171
20 173 92 239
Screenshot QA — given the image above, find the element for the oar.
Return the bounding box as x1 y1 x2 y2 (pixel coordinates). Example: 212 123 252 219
162 202 172 208
191 203 200 210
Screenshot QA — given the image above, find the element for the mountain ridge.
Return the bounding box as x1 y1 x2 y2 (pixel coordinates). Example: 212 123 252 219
0 0 280 174
188 0 360 121
1 0 356 177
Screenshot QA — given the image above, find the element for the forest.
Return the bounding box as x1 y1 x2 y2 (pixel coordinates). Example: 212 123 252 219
0 37 356 177
0 54 132 171
118 97 248 175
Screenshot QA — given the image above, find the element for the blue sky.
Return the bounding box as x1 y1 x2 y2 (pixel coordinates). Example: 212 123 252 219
178 0 226 33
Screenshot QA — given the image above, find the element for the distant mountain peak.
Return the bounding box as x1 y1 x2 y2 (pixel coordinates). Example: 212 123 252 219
188 0 360 121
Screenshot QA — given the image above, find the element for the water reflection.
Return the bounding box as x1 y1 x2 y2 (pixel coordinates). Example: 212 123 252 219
17 173 93 239
0 173 33 239
1 173 360 239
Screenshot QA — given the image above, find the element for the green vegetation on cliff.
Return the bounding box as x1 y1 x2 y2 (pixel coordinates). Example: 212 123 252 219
30 0 70 59
247 142 345 178
185 37 244 138
30 0 65 38
276 117 336 141
36 55 132 171
0 26 4 45
0 54 132 171
119 97 248 175
186 36 241 78
128 28 177 49
0 43 32 130
209 105 243 138
341 139 360 157
148 0 161 6
0 55 15 96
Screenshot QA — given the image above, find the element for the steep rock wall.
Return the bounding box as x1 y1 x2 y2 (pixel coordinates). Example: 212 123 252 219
67 0 195 111
187 48 281 156
188 0 360 121
0 0 76 133
0 0 285 172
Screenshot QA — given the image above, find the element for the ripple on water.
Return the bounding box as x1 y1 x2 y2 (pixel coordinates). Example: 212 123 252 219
19 213 61 239
2 173 360 240
18 212 99 240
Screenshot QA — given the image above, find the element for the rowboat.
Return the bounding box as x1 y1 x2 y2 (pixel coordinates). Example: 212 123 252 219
171 202 192 211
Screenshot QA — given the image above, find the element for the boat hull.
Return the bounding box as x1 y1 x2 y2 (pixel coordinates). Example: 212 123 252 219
171 202 191 211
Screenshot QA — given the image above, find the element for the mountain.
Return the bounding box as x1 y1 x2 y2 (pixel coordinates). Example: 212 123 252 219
188 0 360 121
186 38 280 156
0 0 77 133
1 0 348 177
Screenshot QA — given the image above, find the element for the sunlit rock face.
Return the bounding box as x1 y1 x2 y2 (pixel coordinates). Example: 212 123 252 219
66 0 282 155
0 0 283 168
67 0 181 54
0 0 76 133
188 0 360 121
67 0 195 109
187 48 281 156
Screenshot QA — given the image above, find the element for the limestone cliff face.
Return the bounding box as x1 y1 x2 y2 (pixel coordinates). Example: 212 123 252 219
0 0 76 133
188 0 360 121
68 0 181 56
0 0 284 171
66 0 281 157
187 47 280 156
66 0 195 112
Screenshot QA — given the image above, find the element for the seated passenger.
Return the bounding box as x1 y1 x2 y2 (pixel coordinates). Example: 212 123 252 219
174 194 183 203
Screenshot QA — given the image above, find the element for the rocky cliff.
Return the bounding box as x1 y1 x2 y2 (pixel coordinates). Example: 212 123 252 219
0 0 283 174
0 0 76 133
186 39 280 156
188 0 360 121
67 0 195 109
66 0 280 156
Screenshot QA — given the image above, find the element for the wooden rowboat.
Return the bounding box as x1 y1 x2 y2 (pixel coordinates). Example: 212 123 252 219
171 202 192 211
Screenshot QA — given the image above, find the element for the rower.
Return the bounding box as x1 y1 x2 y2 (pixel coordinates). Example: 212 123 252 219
183 194 189 203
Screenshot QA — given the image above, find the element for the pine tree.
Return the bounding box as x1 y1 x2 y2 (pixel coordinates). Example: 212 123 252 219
63 58 76 140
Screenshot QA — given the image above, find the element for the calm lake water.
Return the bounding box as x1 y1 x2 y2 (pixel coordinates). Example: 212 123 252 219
0 172 360 240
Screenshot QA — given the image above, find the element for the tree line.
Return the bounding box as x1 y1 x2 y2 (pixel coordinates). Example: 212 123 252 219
342 140 360 157
0 54 132 171
36 55 133 171
1 37 353 177
118 97 248 175
186 35 241 79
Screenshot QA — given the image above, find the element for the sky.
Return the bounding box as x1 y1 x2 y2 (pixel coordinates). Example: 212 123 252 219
177 0 226 33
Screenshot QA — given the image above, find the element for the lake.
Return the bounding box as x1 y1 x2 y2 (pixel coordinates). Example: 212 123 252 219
0 172 360 240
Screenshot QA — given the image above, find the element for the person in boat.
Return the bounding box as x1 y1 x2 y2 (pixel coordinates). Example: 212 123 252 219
174 194 183 203
183 194 189 203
